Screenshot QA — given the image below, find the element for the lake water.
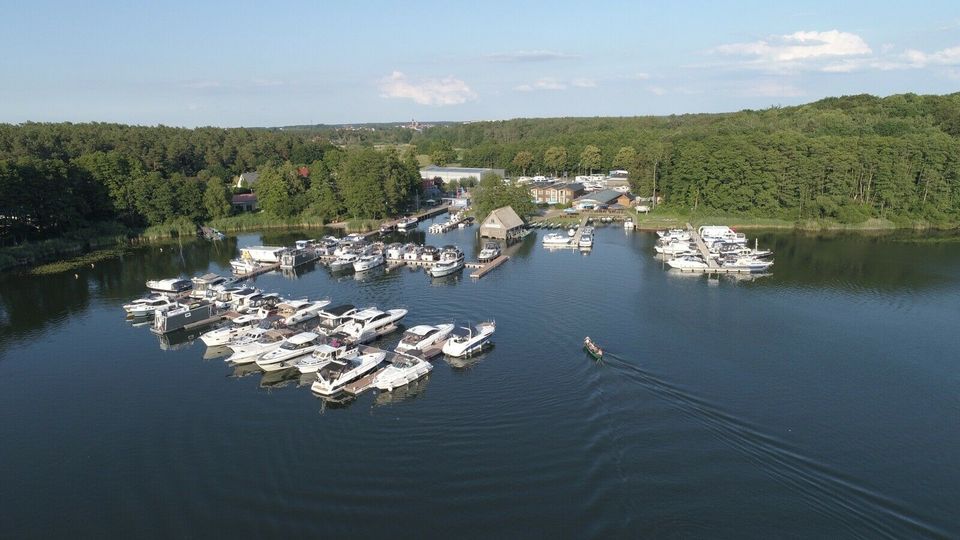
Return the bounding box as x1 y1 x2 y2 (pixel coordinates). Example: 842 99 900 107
1 219 958 538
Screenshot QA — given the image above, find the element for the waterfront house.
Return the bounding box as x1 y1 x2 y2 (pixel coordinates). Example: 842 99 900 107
234 171 260 189
616 192 636 207
231 193 258 212
480 206 525 242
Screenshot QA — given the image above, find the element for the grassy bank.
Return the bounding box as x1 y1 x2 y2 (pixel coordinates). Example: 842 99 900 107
30 248 132 275
207 213 329 233
628 209 958 231
0 223 131 272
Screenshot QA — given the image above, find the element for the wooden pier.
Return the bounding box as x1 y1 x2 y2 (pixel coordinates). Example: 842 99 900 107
343 371 379 396
687 223 720 269
364 204 453 238
385 260 406 272
234 262 280 280
470 255 509 278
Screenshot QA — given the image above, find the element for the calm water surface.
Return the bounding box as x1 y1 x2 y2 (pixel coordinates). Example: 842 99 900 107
1 219 958 538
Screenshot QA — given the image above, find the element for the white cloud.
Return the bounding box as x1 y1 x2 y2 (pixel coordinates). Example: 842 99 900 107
901 45 960 67
647 86 667 96
486 50 581 62
713 30 871 72
514 78 567 91
571 78 597 88
378 71 476 106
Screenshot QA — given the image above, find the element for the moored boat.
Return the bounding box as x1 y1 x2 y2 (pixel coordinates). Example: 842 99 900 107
145 278 193 294
373 355 433 391
442 321 495 358
311 350 387 396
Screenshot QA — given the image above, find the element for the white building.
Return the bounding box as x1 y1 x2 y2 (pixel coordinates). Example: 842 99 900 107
420 165 506 184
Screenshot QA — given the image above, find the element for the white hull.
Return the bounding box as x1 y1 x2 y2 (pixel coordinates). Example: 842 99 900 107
311 352 386 396
226 341 283 364
429 260 463 277
373 358 432 391
442 322 495 358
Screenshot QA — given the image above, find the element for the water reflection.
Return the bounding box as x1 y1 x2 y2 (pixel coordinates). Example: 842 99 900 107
373 375 430 406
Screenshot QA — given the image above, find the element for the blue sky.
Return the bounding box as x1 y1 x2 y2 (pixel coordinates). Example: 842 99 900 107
2 0 959 127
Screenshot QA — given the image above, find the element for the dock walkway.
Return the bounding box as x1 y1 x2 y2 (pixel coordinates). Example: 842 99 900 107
687 223 719 269
234 262 280 280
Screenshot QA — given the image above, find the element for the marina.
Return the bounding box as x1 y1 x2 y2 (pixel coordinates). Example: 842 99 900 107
2 218 959 539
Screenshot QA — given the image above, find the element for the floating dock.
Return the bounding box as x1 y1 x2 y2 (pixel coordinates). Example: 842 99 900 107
470 255 509 278
234 262 280 280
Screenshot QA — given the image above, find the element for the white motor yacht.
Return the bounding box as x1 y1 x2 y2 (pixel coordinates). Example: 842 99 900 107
385 243 404 260
477 242 501 263
279 299 331 325
666 256 709 270
329 252 359 272
314 304 358 335
225 329 293 363
353 253 385 272
256 332 323 371
655 241 697 255
542 233 571 246
623 218 635 229
124 296 176 318
145 278 193 294
721 256 774 272
578 234 593 248
333 308 407 344
442 321 496 358
200 315 270 347
402 244 422 261
395 324 454 354
311 350 387 396
190 273 230 299
230 259 263 275
291 340 359 374
429 247 464 277
373 355 433 391
656 229 691 241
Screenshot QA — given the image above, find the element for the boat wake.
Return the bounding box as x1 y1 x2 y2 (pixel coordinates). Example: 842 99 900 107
601 352 949 539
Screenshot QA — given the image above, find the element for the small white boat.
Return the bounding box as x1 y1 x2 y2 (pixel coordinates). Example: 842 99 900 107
666 256 709 270
225 329 293 363
145 278 193 294
373 355 433 391
429 247 464 277
655 241 697 255
420 246 439 262
477 242 501 263
189 273 230 299
122 293 167 312
292 340 359 374
542 233 571 246
442 321 496 358
578 234 593 248
311 351 387 396
623 219 635 229
395 323 455 354
353 253 385 272
657 229 691 241
396 216 418 231
256 332 323 372
124 296 176 318
230 259 263 275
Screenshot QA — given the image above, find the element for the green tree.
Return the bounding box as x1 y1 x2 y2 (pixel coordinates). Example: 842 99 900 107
612 146 637 170
254 165 293 217
471 173 536 222
544 146 567 177
429 140 457 166
304 161 341 221
512 151 534 175
203 176 232 219
580 145 601 174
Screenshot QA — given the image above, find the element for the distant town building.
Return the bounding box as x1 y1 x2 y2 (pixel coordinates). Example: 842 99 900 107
479 206 525 242
420 165 506 185
572 189 622 209
530 182 585 205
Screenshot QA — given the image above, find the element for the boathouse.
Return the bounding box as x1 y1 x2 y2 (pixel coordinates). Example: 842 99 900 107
480 206 525 242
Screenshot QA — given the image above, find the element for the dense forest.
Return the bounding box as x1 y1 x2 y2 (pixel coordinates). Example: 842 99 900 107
1 92 958 247
403 93 960 224
0 124 420 245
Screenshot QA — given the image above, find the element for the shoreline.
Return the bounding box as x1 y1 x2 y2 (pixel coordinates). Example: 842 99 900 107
4 213 957 274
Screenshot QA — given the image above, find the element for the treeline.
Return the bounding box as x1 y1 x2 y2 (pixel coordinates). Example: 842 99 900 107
0 123 420 244
407 92 960 223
